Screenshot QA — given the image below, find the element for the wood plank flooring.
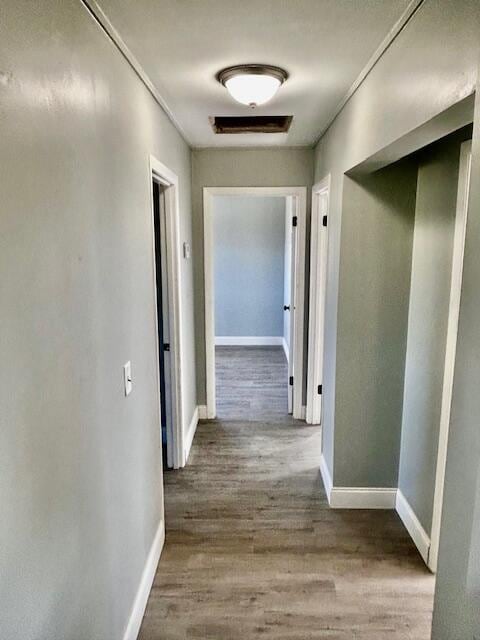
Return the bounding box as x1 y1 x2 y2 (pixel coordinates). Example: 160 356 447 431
215 346 289 421
139 347 434 640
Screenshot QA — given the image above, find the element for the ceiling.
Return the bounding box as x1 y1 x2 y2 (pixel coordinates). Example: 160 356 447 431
94 0 413 148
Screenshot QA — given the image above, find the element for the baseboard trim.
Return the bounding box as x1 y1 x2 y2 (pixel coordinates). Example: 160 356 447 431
320 454 333 502
282 337 289 362
396 489 431 566
184 406 199 465
215 336 283 346
330 486 397 509
319 467 432 563
123 519 165 640
197 405 208 420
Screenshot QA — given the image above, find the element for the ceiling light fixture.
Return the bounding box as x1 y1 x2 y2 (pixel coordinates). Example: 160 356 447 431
217 64 288 108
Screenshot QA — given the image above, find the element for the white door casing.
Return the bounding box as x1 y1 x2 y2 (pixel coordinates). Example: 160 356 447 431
203 186 307 421
306 176 330 426
429 140 472 572
150 155 185 469
287 197 297 414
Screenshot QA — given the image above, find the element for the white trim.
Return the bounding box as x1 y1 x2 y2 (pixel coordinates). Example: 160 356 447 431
203 186 307 421
306 175 331 425
329 487 397 509
198 405 208 420
313 0 424 144
396 490 431 566
122 520 165 640
183 407 199 465
320 454 333 502
429 140 472 573
282 337 289 362
150 156 185 470
80 1 189 144
215 336 283 346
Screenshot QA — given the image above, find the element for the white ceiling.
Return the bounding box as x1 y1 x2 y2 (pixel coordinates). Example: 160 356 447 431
95 0 412 148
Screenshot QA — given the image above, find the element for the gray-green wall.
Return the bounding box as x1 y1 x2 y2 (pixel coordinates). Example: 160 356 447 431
312 0 480 636
213 196 286 338
334 163 417 487
0 2 196 639
398 131 470 535
313 0 479 485
192 147 314 404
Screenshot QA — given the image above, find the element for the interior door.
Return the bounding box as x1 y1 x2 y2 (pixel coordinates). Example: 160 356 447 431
287 198 297 414
307 183 329 425
153 180 174 468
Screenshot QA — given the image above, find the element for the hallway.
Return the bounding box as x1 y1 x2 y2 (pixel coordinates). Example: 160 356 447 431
139 348 434 640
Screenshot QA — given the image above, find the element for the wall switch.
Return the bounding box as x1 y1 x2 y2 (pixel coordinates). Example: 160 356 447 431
183 242 191 259
123 361 132 396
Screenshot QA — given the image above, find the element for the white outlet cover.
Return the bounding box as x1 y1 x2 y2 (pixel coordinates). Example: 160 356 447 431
123 361 132 396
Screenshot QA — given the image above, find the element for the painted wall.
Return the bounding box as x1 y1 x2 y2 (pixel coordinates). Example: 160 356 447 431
192 147 314 402
432 88 480 640
0 2 196 639
398 130 470 535
283 197 293 355
213 196 285 338
334 161 417 487
313 0 480 483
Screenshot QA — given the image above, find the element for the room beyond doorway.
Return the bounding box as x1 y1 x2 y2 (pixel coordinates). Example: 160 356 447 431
203 186 307 421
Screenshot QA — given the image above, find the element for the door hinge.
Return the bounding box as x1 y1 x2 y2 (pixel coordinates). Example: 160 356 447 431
292 216 297 227
289 376 294 386
318 384 323 395
322 215 327 227
163 343 170 351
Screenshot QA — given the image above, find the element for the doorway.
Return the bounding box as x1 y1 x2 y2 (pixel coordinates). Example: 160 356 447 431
395 133 473 572
150 156 184 469
152 180 174 467
203 187 307 420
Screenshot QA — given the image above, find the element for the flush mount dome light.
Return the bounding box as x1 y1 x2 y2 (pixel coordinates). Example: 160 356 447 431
217 64 288 108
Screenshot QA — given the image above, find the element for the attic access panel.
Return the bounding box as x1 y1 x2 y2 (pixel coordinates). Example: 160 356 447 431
210 115 293 134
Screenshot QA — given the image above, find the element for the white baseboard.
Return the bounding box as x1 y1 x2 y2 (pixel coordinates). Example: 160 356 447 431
320 466 431 565
320 453 397 509
329 487 397 509
184 406 199 465
215 336 283 346
123 520 165 640
396 489 431 566
197 405 208 420
282 337 289 362
320 453 333 502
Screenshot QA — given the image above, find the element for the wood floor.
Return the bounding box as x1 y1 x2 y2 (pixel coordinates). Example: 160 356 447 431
139 347 434 639
215 346 289 420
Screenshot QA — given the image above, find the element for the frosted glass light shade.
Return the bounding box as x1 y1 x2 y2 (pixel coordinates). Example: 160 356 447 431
225 74 281 107
218 65 288 108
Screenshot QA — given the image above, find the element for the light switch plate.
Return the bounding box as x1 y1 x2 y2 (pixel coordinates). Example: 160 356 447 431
183 242 191 259
123 361 132 396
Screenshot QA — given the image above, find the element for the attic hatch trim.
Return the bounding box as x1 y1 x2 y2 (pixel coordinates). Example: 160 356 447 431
210 115 293 134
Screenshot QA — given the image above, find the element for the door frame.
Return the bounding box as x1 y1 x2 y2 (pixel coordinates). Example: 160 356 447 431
429 140 472 571
306 175 330 425
149 155 184 469
203 186 307 420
